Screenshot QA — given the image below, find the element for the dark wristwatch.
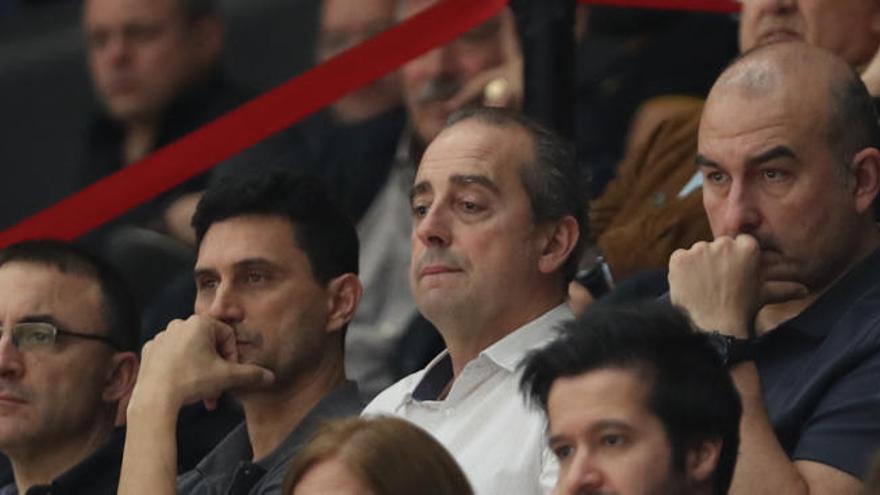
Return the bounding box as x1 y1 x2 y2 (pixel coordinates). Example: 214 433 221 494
707 331 754 367
574 256 614 299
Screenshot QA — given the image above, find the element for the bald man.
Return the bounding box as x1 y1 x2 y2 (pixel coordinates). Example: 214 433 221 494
670 42 880 495
579 0 880 308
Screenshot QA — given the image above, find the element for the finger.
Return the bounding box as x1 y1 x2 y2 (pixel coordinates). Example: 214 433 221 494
212 323 239 363
223 364 275 390
445 68 501 111
760 281 809 306
499 8 520 62
734 232 759 246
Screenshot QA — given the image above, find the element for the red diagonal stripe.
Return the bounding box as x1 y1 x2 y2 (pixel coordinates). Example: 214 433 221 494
0 0 508 247
579 0 741 13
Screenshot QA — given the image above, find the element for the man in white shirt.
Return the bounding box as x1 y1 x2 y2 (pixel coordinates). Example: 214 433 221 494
364 107 585 494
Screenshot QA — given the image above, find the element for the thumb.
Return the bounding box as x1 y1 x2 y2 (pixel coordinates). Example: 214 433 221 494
222 363 275 390
760 281 809 306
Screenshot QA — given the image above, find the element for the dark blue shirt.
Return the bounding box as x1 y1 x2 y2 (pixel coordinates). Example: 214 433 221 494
754 248 880 478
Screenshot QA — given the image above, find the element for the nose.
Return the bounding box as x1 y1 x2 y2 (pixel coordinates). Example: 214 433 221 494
413 44 462 85
100 34 131 67
0 331 24 381
558 451 604 495
414 203 452 248
204 282 245 326
717 181 761 236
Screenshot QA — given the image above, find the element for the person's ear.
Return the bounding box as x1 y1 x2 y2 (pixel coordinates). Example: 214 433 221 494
849 147 880 215
685 438 722 486
537 216 580 276
325 273 363 334
104 351 139 426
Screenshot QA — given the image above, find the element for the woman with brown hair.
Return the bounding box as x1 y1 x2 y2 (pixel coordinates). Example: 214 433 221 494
284 416 473 495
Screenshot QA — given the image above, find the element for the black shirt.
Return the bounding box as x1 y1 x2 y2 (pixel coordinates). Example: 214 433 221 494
0 428 125 495
79 70 251 231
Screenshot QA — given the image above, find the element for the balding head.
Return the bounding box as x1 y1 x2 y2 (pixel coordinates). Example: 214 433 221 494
697 41 880 294
709 42 878 169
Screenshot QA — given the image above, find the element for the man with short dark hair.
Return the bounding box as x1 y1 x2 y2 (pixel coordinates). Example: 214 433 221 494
118 169 364 494
365 107 585 494
0 240 140 494
81 0 237 242
520 302 742 495
670 42 880 494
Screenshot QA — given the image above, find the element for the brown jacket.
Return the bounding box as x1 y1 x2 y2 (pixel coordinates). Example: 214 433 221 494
589 95 711 280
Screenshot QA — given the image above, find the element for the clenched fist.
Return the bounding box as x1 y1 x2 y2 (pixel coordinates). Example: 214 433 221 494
668 234 807 338
132 315 275 412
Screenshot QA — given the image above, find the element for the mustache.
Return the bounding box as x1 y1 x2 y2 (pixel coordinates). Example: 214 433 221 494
231 326 263 346
753 234 782 253
413 249 465 273
415 77 462 104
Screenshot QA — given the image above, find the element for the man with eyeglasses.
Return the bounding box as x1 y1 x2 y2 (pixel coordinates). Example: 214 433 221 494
0 239 140 494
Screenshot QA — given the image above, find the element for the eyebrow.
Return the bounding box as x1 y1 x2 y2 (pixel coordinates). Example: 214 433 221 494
449 174 500 193
547 419 634 446
410 174 500 202
745 146 797 168
193 258 281 280
695 154 719 168
696 145 797 169
17 314 62 327
410 181 432 203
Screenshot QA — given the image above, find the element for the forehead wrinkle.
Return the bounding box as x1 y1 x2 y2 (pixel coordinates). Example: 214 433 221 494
421 123 529 179
449 174 500 194
0 264 105 333
700 94 822 170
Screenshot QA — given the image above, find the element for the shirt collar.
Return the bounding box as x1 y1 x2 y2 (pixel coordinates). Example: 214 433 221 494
481 304 573 372
411 304 572 401
194 381 363 474
256 381 363 470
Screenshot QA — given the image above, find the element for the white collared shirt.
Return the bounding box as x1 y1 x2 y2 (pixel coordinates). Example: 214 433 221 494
364 305 573 495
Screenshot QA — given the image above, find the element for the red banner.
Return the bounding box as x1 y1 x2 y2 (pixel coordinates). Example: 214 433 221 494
0 0 508 246
0 0 739 246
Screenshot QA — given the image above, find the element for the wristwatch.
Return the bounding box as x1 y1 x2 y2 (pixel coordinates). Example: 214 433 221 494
707 331 754 367
574 256 614 299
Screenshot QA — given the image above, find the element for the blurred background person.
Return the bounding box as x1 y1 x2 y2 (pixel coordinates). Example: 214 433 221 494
78 0 247 315
283 417 473 495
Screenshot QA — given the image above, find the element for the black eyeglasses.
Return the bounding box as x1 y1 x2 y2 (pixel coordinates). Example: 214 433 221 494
1 322 120 351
